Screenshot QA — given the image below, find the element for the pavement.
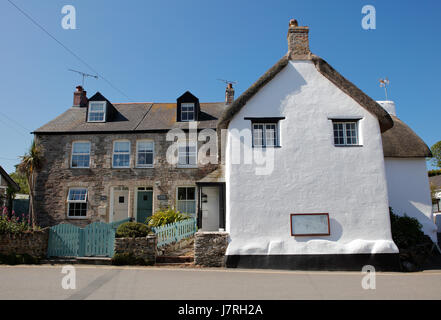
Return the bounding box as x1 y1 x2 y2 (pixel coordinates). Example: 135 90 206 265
1 264 441 300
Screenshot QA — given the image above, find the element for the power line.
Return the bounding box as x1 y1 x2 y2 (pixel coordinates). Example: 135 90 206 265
7 0 134 102
0 110 31 133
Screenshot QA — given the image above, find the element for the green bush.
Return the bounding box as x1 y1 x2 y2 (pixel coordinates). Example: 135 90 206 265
389 207 435 270
146 207 190 228
115 222 150 238
111 252 153 266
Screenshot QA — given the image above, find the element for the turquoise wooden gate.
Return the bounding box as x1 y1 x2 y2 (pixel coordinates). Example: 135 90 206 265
47 219 130 258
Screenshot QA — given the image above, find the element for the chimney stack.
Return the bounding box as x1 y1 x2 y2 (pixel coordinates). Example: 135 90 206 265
225 83 235 105
73 85 88 107
377 101 397 116
287 19 310 59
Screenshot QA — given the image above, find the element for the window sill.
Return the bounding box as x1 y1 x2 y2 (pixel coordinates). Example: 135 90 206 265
334 145 363 147
112 166 131 169
67 216 88 220
252 146 282 149
177 165 198 169
70 167 91 169
135 165 154 169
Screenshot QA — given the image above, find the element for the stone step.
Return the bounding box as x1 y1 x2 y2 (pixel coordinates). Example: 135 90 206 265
156 255 194 264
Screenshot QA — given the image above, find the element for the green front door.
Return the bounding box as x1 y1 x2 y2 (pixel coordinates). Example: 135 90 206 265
137 191 153 223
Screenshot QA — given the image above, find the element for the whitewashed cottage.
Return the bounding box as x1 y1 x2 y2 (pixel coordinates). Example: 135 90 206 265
216 19 435 270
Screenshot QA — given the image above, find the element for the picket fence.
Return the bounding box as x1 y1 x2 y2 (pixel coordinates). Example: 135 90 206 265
153 218 197 248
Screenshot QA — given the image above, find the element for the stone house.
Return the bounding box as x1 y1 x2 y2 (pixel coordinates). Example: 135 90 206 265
33 88 230 228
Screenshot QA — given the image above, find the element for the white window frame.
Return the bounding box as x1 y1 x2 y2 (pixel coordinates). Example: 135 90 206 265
112 140 131 168
67 188 88 219
70 141 91 168
136 140 154 168
176 186 196 217
252 122 279 148
333 121 359 146
177 142 198 168
181 103 195 122
87 101 107 123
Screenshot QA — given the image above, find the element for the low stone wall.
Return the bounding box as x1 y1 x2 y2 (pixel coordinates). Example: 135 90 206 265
157 236 194 256
0 229 49 258
114 235 157 265
194 232 229 267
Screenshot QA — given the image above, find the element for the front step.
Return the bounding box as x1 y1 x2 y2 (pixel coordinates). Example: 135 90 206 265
156 256 194 264
155 262 196 267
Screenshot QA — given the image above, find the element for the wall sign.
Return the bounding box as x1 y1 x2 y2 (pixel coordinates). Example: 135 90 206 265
290 213 330 236
157 195 168 201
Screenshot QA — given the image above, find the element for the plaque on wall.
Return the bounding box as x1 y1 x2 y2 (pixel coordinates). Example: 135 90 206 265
290 213 330 236
100 195 107 201
157 195 168 201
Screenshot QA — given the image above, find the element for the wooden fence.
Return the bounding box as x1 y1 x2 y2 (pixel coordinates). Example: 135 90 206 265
153 218 197 248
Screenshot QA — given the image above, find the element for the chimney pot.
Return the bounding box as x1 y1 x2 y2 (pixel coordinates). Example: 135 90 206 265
287 19 310 59
225 83 235 105
73 85 88 107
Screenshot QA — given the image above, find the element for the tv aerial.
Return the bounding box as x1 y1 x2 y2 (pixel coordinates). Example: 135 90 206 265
69 69 98 87
217 79 238 86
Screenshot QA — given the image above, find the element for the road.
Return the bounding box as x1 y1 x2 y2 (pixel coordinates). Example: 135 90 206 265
1 265 441 300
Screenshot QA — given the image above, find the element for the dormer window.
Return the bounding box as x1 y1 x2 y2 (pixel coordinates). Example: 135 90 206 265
181 103 195 122
88 101 106 122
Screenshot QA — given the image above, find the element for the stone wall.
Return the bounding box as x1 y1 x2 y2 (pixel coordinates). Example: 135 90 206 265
34 133 219 227
114 235 157 265
194 232 229 267
0 229 49 258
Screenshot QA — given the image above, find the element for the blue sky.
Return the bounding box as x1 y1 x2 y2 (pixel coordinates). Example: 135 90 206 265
0 0 440 173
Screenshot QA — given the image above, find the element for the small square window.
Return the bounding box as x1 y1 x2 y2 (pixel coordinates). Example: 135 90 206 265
332 121 359 146
67 188 87 218
252 122 279 147
119 196 124 203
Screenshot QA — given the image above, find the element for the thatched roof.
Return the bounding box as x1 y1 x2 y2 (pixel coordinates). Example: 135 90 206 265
381 115 432 158
218 53 394 133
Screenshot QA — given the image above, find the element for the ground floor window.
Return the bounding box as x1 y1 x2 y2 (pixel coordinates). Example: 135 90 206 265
177 187 196 216
67 188 88 218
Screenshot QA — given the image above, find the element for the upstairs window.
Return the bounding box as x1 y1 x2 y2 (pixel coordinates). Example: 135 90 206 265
333 121 359 146
181 103 195 122
67 188 87 218
113 141 130 168
71 141 91 168
176 187 196 216
88 101 106 122
136 140 154 167
178 143 197 168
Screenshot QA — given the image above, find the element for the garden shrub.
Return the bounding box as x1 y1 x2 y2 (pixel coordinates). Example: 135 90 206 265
116 222 150 238
389 207 435 270
0 207 34 235
146 207 190 228
111 252 153 266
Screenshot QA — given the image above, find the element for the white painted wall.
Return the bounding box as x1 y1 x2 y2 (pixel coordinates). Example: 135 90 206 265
384 158 437 242
225 60 398 255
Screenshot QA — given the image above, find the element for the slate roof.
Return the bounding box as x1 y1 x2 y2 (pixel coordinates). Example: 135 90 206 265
381 115 432 158
0 165 19 191
34 102 226 134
